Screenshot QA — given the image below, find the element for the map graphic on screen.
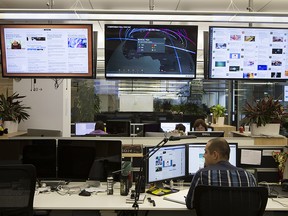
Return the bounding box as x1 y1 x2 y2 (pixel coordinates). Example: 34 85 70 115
105 24 198 79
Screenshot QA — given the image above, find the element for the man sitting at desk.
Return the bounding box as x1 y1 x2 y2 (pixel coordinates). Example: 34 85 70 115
185 137 257 209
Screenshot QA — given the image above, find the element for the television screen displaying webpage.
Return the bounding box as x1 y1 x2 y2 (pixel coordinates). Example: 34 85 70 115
0 24 94 78
105 24 198 79
209 26 288 80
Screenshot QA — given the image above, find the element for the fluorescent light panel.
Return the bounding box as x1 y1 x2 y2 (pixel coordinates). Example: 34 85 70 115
0 10 288 23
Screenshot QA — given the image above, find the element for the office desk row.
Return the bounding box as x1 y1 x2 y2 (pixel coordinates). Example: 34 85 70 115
33 184 288 213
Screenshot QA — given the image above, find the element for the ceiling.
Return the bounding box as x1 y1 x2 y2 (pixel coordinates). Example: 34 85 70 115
0 0 285 12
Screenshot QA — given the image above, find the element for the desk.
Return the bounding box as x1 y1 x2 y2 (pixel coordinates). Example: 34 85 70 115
208 124 236 137
231 131 287 146
33 186 288 213
0 131 26 139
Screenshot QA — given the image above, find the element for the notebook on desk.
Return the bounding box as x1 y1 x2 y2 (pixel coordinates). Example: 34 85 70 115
163 189 188 205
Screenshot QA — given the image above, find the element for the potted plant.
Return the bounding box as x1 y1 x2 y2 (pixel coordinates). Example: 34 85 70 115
241 96 284 136
0 90 30 133
210 104 226 125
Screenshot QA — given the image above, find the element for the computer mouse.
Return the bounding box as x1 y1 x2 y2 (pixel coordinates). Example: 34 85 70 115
79 190 91 196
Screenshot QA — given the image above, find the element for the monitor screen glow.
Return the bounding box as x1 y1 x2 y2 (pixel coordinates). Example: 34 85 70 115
105 24 198 79
75 122 96 136
146 144 186 183
160 122 191 133
209 26 288 80
188 143 237 175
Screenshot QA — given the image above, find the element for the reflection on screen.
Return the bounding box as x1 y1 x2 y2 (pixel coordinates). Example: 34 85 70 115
188 143 237 175
146 144 186 183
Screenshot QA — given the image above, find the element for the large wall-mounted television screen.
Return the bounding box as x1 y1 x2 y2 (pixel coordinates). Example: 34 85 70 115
0 24 94 78
209 26 288 80
105 24 198 79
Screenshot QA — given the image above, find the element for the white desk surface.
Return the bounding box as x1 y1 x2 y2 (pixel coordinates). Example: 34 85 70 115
33 186 288 211
33 191 186 211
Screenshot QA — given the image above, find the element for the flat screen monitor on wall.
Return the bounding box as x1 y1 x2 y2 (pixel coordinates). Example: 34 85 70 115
0 24 95 78
105 24 198 79
209 26 288 80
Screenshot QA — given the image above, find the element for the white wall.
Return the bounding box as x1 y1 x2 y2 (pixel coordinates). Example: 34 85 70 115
13 78 71 136
119 94 154 112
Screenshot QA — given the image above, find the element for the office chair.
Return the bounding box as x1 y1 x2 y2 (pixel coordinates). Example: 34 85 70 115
194 185 268 216
0 164 36 216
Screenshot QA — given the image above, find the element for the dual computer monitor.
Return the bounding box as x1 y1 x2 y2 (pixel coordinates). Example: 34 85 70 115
0 139 122 182
146 143 238 184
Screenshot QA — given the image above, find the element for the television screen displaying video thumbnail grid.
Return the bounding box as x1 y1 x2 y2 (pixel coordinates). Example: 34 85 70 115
209 26 288 80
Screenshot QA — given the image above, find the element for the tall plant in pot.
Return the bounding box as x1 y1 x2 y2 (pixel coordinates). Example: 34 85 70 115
241 96 285 136
0 90 30 133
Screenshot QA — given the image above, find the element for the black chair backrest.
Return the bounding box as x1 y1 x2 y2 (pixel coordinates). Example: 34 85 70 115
194 185 268 216
0 164 36 216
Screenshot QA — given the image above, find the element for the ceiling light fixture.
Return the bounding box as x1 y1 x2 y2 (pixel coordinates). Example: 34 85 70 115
0 9 288 24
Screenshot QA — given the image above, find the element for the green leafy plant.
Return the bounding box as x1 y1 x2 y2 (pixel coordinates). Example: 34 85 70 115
0 90 30 123
241 96 285 127
210 104 226 118
72 80 100 122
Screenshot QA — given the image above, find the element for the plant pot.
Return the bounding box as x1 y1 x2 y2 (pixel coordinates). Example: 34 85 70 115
215 116 225 125
3 121 18 133
250 123 280 136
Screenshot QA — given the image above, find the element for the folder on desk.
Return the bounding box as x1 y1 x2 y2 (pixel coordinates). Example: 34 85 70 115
163 189 189 205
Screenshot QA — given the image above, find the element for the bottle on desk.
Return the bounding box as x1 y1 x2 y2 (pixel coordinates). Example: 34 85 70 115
120 175 129 196
107 176 114 195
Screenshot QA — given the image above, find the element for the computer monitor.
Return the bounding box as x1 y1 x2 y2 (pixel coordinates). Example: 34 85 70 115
0 139 57 179
160 122 191 133
142 122 162 137
105 120 131 137
75 122 96 136
57 139 122 181
188 143 238 175
187 131 224 137
146 144 186 184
